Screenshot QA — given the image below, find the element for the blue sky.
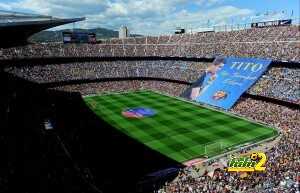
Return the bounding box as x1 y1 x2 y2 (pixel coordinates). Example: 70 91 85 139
0 0 299 35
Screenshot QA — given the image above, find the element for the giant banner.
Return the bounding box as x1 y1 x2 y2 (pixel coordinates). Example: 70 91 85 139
191 57 272 110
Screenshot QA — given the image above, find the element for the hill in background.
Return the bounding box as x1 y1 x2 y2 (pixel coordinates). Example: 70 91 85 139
29 28 142 43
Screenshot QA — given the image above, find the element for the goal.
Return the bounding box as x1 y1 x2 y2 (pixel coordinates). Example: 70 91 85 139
204 140 224 157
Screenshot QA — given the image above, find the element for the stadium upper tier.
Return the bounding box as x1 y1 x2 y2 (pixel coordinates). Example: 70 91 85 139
0 26 299 61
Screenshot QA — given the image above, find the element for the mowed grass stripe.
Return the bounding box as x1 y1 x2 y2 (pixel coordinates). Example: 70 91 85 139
92 92 268 146
86 92 268 158
88 94 217 157
84 90 278 163
98 96 209 152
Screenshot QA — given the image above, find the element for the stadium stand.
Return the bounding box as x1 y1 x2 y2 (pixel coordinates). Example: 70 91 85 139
3 61 207 83
3 60 299 104
51 80 189 97
249 67 300 104
0 26 299 61
0 16 299 193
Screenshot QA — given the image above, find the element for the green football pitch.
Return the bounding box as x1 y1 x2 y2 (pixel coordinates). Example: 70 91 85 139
84 90 278 163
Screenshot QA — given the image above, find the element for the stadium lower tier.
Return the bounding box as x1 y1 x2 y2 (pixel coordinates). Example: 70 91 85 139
52 80 299 193
1 72 299 193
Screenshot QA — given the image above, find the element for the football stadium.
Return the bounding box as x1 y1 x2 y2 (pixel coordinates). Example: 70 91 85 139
0 4 299 193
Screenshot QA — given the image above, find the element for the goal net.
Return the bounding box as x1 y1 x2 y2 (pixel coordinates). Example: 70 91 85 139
204 140 223 157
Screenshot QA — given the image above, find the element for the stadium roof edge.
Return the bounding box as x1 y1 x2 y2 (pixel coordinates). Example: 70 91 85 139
0 17 85 27
0 10 51 17
0 13 85 48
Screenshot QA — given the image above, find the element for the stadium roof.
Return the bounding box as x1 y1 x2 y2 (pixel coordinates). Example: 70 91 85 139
0 10 85 47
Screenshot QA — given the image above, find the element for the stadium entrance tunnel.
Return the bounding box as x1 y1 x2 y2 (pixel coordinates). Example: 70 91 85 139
0 72 183 193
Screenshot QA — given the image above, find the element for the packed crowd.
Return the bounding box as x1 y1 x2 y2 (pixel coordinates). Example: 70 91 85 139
0 26 299 61
5 60 299 104
249 67 300 104
4 60 208 83
52 80 189 97
232 98 299 130
159 98 299 193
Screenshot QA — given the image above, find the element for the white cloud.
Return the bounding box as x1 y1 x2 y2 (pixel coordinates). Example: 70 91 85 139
0 3 13 10
11 0 108 17
106 2 128 17
1 0 254 35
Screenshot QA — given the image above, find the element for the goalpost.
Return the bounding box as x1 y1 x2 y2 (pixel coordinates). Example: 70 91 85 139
179 141 226 160
204 140 224 157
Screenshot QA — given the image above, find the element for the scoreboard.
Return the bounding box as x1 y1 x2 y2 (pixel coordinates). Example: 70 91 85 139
63 32 97 44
